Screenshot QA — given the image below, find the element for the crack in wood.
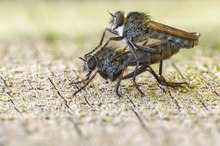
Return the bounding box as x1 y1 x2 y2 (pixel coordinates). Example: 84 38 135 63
0 75 21 113
125 95 155 137
48 77 86 141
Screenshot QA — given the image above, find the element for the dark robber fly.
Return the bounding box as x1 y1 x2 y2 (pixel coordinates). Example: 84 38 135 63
86 11 200 86
73 41 185 96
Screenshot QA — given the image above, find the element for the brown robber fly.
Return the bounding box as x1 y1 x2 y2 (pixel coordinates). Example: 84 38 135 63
73 41 186 96
86 11 200 86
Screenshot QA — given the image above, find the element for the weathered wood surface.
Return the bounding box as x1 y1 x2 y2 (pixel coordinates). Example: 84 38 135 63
0 42 220 146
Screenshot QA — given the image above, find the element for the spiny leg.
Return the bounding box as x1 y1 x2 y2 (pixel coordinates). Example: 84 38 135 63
127 65 184 87
122 65 149 80
126 40 139 81
115 69 125 97
131 39 162 54
85 28 121 56
102 36 124 49
70 75 90 85
113 39 165 62
132 40 177 85
143 41 182 78
131 38 163 84
70 72 92 85
122 65 186 88
126 40 145 95
122 65 149 95
70 79 88 85
73 70 98 95
159 60 163 76
86 36 124 59
113 39 151 61
157 55 167 82
147 66 187 87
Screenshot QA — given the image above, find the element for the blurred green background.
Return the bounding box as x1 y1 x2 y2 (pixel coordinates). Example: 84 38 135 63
0 0 219 62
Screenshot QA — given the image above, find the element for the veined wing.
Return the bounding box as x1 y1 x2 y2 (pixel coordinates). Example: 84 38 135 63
147 21 199 41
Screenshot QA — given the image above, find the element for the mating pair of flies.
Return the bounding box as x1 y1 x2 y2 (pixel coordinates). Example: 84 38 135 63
72 11 200 96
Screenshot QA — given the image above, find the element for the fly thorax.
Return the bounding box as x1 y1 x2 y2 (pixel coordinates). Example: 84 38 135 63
124 28 147 42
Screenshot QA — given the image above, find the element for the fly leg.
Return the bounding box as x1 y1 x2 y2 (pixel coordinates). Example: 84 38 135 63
131 38 163 79
85 28 121 56
131 38 163 82
114 39 150 60
122 65 186 88
147 66 187 87
157 60 171 84
157 60 187 86
115 69 125 97
86 36 123 57
128 65 186 87
126 38 164 95
159 60 163 76
70 78 89 84
131 39 162 54
73 70 99 95
158 59 166 83
122 65 150 95
122 65 149 80
102 36 124 49
126 40 144 95
70 72 92 85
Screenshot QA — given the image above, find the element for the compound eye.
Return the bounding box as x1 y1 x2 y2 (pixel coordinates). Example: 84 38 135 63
115 11 124 27
85 55 96 71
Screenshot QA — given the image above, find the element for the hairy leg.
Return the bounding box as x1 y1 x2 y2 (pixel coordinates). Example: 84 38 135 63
85 28 122 56
73 70 99 95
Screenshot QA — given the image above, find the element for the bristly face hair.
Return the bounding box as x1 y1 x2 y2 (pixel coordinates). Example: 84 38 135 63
108 11 114 27
79 57 85 62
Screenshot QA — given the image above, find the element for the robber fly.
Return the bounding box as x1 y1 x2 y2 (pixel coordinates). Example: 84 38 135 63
73 41 185 96
86 11 200 86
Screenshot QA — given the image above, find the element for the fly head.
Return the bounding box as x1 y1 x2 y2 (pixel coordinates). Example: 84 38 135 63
83 55 97 73
109 11 125 30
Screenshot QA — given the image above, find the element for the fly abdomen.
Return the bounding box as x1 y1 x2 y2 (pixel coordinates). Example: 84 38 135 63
148 42 180 64
147 29 195 49
161 45 180 60
126 42 180 67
